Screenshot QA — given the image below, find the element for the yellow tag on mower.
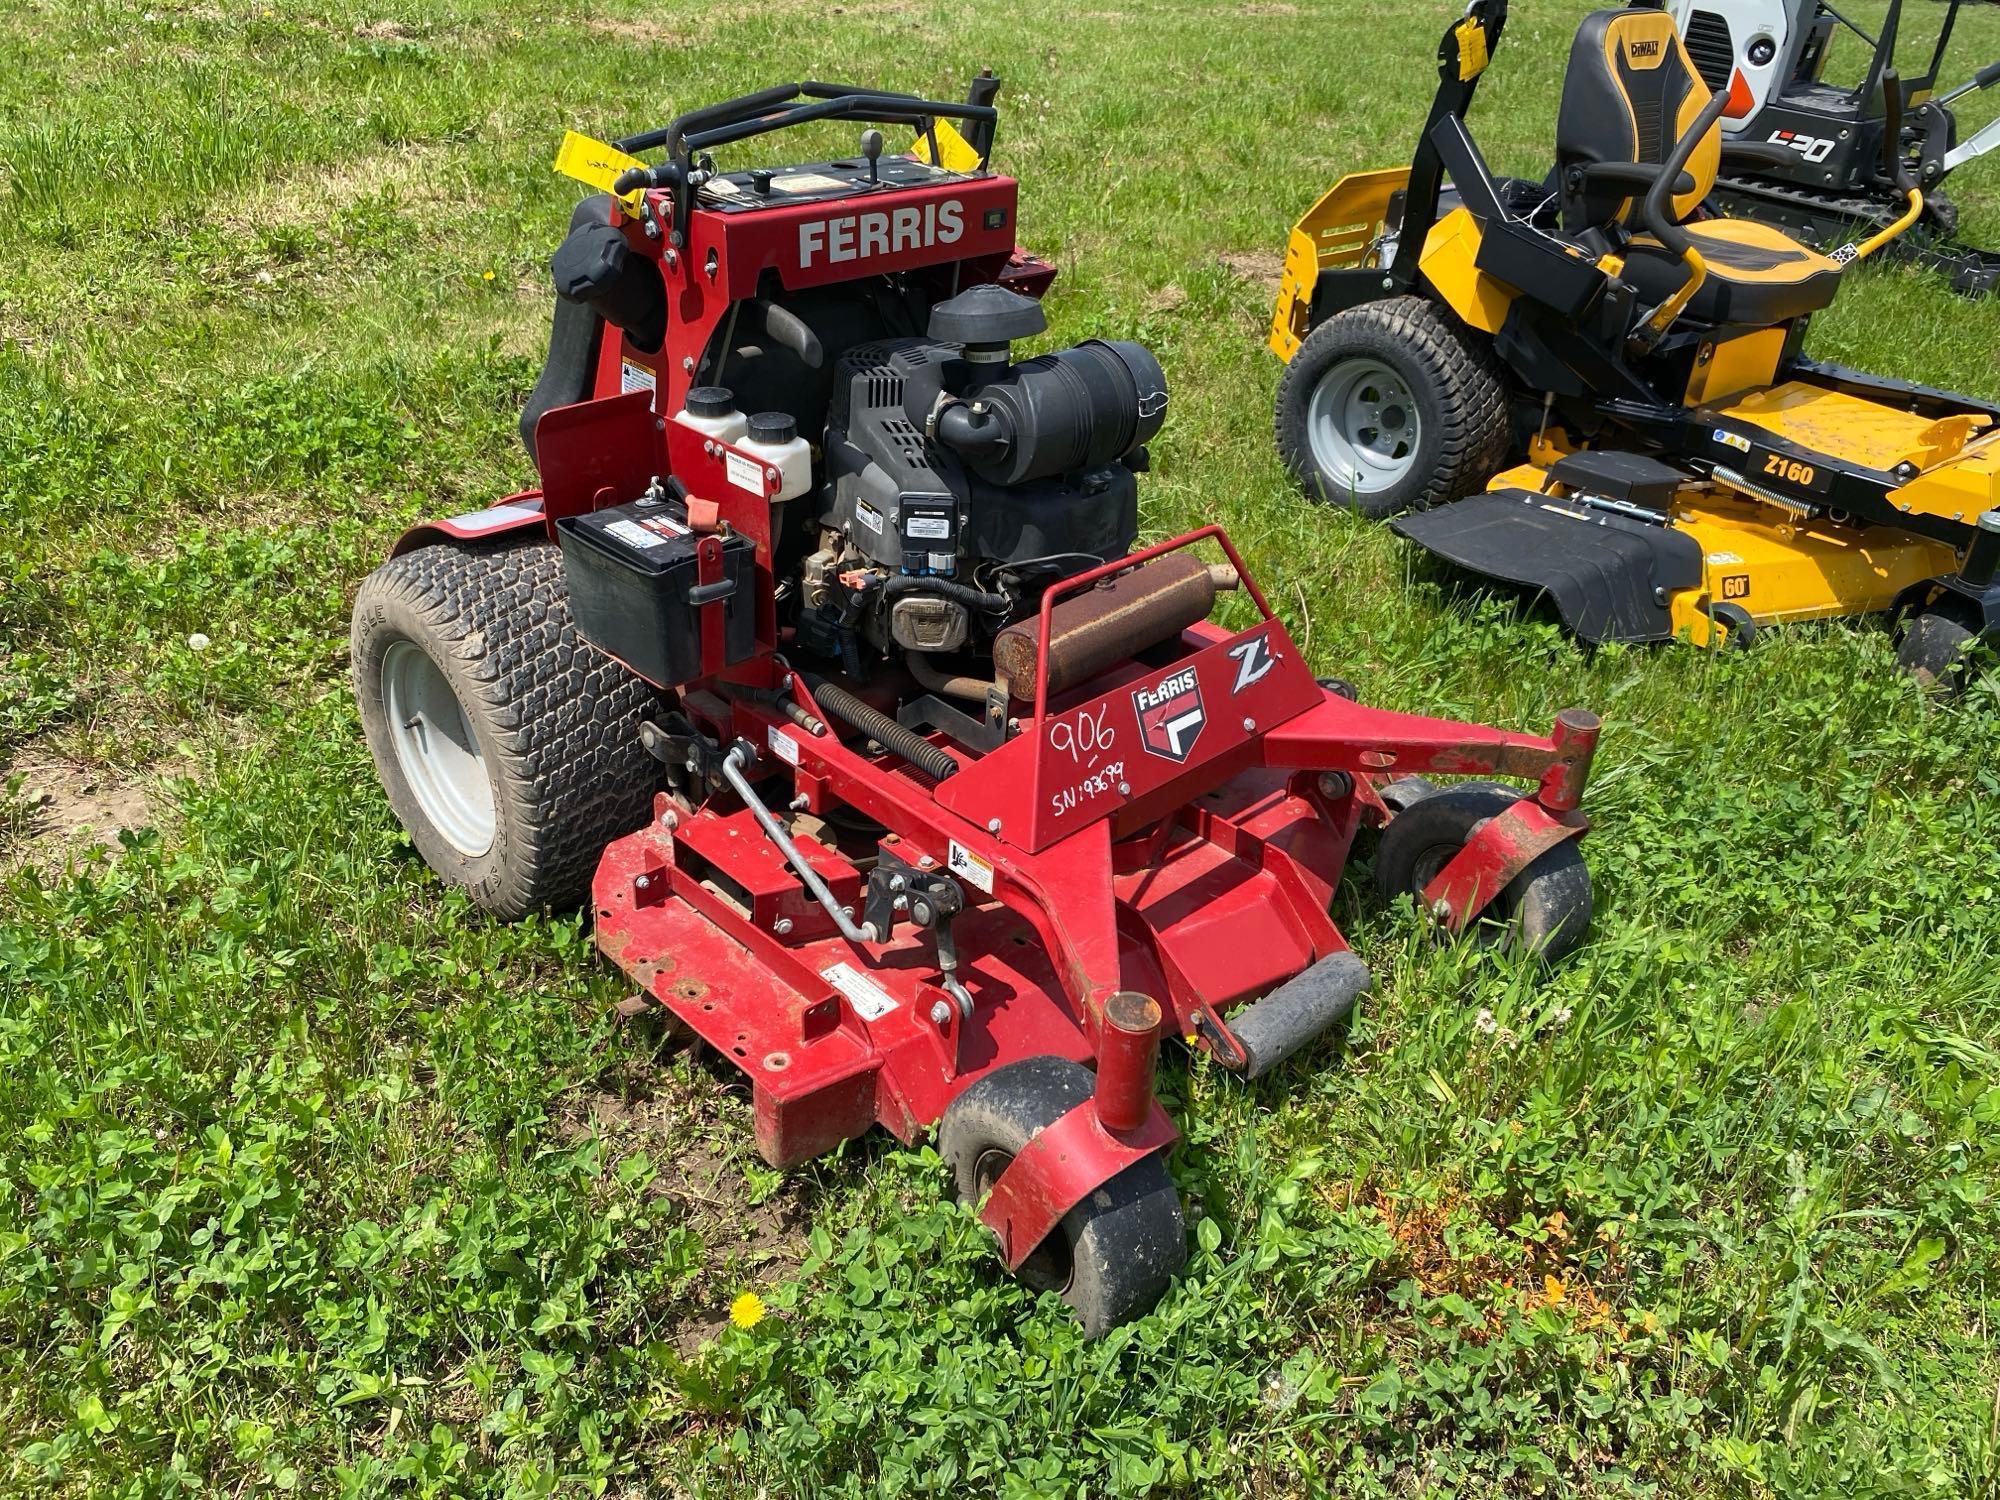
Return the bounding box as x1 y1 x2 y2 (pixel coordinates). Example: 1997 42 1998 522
554 130 650 211
1454 17 1490 81
909 119 983 173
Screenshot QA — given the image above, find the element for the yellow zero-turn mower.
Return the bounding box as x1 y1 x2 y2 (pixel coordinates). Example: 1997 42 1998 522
1268 0 2000 682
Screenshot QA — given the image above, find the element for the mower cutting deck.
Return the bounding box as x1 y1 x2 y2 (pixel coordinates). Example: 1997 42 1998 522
353 76 1603 1334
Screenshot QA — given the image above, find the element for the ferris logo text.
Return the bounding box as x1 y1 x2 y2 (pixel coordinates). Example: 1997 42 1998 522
798 200 965 267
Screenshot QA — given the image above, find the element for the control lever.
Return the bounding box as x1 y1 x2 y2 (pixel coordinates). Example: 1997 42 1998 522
860 128 884 184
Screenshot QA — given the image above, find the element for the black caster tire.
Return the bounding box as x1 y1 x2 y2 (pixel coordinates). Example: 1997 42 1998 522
1274 295 1511 518
1896 605 1985 695
1376 775 1439 816
351 540 662 919
1373 781 1592 961
939 1057 1186 1337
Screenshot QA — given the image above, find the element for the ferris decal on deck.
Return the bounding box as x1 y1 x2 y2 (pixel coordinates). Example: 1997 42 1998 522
798 199 965 268
1133 667 1205 762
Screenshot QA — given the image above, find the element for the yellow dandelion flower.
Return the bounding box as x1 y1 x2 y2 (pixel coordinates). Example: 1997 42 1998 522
482 270 496 282
729 1291 766 1329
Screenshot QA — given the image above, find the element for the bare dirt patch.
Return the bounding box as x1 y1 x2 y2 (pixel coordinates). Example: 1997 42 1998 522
212 143 455 237
1218 248 1286 291
352 18 416 40
3 753 157 869
582 14 687 44
568 1062 820 1354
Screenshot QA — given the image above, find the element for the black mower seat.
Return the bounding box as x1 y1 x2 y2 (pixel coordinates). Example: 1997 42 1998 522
1622 216 1843 327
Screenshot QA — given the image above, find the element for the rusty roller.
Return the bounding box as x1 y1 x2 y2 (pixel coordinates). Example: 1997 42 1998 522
992 553 1239 701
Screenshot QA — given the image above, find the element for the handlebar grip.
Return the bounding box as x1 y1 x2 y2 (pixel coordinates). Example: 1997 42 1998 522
1977 58 2000 91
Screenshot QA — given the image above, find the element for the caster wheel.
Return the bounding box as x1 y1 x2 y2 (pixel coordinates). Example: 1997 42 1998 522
1373 781 1592 960
351 540 662 918
939 1057 1185 1337
1897 605 1986 695
1376 775 1439 816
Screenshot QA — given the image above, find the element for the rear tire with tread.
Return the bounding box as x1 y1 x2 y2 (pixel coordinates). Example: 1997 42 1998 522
352 539 661 919
1276 296 1512 518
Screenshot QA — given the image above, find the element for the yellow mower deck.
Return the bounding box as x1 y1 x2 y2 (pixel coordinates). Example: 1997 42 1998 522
1491 460 1964 647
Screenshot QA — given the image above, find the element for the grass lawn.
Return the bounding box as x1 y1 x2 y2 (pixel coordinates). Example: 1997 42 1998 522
6 0 2000 1493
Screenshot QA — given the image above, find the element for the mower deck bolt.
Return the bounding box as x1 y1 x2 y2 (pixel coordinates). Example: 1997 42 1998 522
929 1000 953 1026
1317 771 1351 800
917 854 937 869
1242 717 1256 732
636 874 651 890
1117 781 1131 796
660 809 678 830
1430 897 1453 921
987 817 1003 833
774 917 793 935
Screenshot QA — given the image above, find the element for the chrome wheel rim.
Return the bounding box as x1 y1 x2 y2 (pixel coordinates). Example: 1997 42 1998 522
382 640 495 857
1306 355 1421 497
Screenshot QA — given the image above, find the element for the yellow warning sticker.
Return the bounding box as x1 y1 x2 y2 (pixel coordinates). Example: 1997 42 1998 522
554 131 649 209
909 119 982 173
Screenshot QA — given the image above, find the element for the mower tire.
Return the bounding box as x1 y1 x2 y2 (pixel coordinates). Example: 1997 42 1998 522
940 1056 1185 1337
351 539 660 920
1275 296 1510 518
1375 775 1439 816
1373 781 1591 961
1897 604 1986 694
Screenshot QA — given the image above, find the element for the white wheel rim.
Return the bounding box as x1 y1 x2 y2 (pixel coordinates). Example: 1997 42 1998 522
1306 356 1421 496
383 639 495 857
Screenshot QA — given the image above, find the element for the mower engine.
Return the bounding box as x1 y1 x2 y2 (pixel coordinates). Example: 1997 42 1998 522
806 287 1166 674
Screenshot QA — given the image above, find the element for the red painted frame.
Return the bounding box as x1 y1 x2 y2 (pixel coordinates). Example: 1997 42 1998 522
584 524 1595 1266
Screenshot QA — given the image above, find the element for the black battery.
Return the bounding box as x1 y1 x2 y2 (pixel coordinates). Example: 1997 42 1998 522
555 494 757 687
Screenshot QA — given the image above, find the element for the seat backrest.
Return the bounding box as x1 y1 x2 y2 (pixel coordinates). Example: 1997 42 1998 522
1555 7 1722 232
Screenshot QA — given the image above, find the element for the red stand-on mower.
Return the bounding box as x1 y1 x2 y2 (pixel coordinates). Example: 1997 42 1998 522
351 78 1604 1333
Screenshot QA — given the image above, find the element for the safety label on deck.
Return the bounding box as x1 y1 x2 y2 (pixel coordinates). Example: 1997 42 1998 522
767 726 800 766
947 840 994 895
821 962 898 1021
